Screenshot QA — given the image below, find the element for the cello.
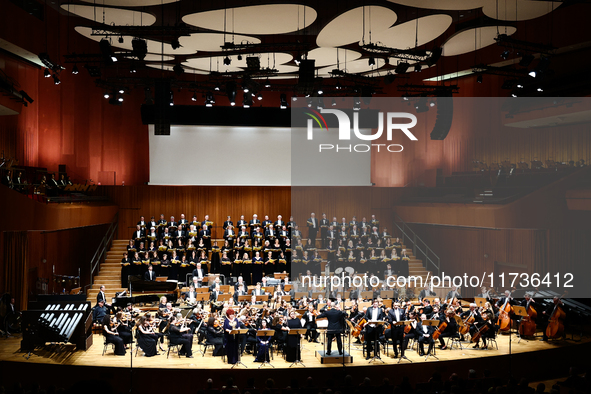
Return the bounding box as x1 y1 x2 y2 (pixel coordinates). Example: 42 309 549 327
545 292 567 340
471 312 490 343
518 296 537 337
497 291 514 332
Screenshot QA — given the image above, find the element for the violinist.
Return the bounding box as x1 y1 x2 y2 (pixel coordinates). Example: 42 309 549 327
302 304 319 342
401 311 419 355
137 314 159 357
102 314 126 356
169 314 194 358
116 311 133 347
417 314 436 356
386 302 407 358
205 316 225 356
471 311 495 349
541 296 568 341
436 308 458 350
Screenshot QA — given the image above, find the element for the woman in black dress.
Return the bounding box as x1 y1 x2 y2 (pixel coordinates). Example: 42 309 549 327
115 311 133 347
206 316 225 357
254 319 271 362
223 309 245 365
136 315 158 357
102 315 126 356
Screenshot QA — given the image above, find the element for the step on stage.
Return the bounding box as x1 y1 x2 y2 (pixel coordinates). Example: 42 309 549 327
315 350 353 364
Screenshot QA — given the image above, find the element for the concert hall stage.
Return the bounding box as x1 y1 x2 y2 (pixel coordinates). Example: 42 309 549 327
0 332 588 392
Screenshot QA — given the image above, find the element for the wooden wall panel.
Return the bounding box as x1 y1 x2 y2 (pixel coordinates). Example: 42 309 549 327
97 186 292 240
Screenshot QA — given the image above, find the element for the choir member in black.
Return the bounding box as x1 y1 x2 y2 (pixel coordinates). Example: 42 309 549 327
472 311 496 349
417 314 436 356
136 315 158 357
169 314 194 358
251 251 264 285
160 253 170 278
116 311 133 347
199 224 211 250
220 251 232 281
399 249 410 277
254 319 271 362
364 299 386 359
144 264 156 281
264 251 275 277
223 309 245 364
437 309 458 350
277 251 287 273
307 213 318 244
284 310 303 362
121 253 131 288
302 304 319 342
102 315 126 356
169 250 180 280
206 316 225 356
197 250 209 272
387 301 407 358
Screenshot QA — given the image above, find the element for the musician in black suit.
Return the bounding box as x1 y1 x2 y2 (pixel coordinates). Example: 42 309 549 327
223 216 233 230
417 314 436 356
144 264 156 281
307 213 318 244
97 285 108 305
364 299 386 359
319 213 329 245
302 304 320 343
2 170 13 189
192 263 207 287
274 215 285 231
183 285 198 305
233 284 248 303
249 214 261 232
316 303 346 355
251 283 265 296
386 301 407 358
168 216 178 230
178 214 189 228
419 286 436 301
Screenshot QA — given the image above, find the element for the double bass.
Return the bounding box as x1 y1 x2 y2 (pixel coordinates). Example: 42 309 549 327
497 292 514 332
518 298 537 337
545 292 567 340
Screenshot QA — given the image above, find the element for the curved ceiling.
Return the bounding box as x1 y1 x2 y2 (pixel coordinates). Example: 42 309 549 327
481 0 560 21
442 26 517 57
61 4 156 26
370 15 452 50
306 48 362 68
183 5 317 35
79 0 178 6
316 6 397 48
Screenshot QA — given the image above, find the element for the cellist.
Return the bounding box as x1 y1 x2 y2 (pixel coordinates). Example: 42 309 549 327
459 303 482 341
541 296 568 341
436 308 458 350
471 310 495 349
495 290 517 320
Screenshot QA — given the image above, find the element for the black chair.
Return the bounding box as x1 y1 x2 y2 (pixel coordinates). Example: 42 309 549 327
102 337 115 356
167 335 182 358
446 333 464 349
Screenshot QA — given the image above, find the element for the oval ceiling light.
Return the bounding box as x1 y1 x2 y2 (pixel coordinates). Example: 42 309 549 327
317 6 397 48
183 4 316 35
369 15 452 49
61 4 156 26
442 26 517 57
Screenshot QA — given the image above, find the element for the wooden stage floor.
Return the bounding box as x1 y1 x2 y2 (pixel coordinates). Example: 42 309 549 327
0 331 587 370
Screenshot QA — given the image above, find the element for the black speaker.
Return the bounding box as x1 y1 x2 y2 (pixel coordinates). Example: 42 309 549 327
298 59 316 84
430 95 453 140
154 79 171 135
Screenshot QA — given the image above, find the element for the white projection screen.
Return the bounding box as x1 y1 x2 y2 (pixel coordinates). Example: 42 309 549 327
148 124 371 186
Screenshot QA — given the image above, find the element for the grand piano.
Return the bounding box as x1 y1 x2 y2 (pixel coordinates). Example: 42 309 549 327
112 276 179 309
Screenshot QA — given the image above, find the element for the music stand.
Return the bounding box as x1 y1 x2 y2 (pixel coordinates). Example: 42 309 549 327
238 295 252 303
366 321 386 363
512 305 528 343
474 297 487 309
422 320 440 361
256 330 275 368
229 328 249 369
393 321 413 363
255 295 269 303
288 328 307 367
217 294 232 302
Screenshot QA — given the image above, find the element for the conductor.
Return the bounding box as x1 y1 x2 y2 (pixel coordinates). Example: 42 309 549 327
316 303 346 355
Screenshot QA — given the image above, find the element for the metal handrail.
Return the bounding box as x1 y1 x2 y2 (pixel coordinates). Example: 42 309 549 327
392 212 440 276
85 212 119 294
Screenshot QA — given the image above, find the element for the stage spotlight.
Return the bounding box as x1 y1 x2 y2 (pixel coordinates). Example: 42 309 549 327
243 94 252 108
395 62 410 74
237 54 242 61
537 87 544 92
529 70 537 78
118 96 124 102
19 90 34 104
99 38 117 63
353 97 361 111
335 80 342 90
214 84 220 91
519 54 534 67
52 74 60 85
104 92 110 99
44 68 51 78
280 94 288 109
223 56 231 66
477 75 483 83
264 79 271 88
191 92 197 102
317 97 324 110
173 64 184 75
501 50 510 59
119 89 125 94
257 93 263 101
368 57 376 66
226 81 237 105
331 98 336 106
317 87 323 95
130 64 137 73
171 37 181 50
306 97 313 108
294 54 302 65
72 64 79 75
169 91 174 106
414 64 422 73
118 36 124 44
511 92 518 97
429 101 436 107
414 96 429 113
